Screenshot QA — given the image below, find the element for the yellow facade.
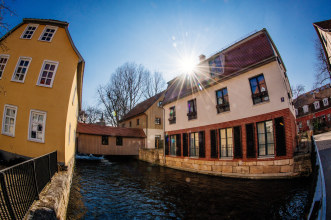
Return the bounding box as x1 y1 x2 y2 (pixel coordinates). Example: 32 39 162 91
0 19 84 165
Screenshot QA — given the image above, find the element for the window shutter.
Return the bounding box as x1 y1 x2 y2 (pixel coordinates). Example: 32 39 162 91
275 117 286 156
233 126 242 159
183 133 188 156
176 134 181 156
246 124 256 158
199 131 205 158
165 135 169 155
210 130 217 158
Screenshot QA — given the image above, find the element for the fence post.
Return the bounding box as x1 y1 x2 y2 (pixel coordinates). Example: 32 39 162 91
32 161 40 200
0 172 16 220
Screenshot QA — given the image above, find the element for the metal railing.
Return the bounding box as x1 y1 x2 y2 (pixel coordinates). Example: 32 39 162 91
0 151 57 220
308 138 326 220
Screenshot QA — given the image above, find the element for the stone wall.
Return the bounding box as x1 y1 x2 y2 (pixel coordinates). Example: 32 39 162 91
26 156 75 220
139 149 311 179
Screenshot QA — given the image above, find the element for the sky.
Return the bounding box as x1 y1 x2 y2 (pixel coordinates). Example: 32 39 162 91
3 0 331 107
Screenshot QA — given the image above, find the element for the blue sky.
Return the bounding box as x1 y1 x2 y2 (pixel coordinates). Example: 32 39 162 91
3 0 331 107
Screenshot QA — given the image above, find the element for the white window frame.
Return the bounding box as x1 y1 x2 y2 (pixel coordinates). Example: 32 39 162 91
2 104 18 137
20 24 39 39
314 101 320 110
323 98 329 107
0 54 9 79
39 26 58 42
303 105 309 113
11 56 32 83
37 60 59 88
28 109 47 143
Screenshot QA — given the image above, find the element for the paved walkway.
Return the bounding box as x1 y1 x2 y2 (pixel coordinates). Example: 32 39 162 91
314 131 331 219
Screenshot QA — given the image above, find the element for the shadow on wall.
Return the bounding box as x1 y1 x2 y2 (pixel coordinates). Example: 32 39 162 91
0 149 30 167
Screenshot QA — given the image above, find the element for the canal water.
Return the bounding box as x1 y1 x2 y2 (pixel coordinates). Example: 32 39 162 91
67 156 313 219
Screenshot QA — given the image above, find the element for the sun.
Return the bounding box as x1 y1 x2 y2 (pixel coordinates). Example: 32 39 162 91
178 56 196 74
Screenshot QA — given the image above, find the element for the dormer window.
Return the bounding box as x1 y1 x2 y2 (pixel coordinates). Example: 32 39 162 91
303 105 309 113
209 54 224 78
314 101 320 110
323 98 329 106
39 26 57 42
21 24 38 39
157 101 162 107
187 99 197 120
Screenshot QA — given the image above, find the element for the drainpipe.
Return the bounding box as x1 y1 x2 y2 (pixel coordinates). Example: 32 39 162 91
145 113 148 149
163 106 166 165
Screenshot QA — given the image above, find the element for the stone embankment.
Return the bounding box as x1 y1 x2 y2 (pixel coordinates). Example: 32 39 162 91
26 157 74 220
139 148 311 179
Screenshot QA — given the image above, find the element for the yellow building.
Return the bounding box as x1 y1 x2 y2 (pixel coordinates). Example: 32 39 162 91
0 18 84 165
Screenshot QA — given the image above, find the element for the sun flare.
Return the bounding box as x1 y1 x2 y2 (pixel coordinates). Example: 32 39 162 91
178 56 196 74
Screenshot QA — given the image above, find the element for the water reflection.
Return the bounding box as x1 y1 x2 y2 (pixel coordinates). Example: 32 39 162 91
67 156 312 219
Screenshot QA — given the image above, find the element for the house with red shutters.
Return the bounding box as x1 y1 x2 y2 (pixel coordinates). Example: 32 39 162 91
294 84 331 133
161 29 304 178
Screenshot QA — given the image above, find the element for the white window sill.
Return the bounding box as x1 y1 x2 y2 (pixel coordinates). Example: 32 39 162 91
1 132 15 137
219 157 233 160
257 155 275 159
28 138 45 144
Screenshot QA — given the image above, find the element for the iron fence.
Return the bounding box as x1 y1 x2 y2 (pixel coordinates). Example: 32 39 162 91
0 151 57 220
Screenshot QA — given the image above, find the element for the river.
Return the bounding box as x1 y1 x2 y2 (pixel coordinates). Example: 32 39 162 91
67 155 313 219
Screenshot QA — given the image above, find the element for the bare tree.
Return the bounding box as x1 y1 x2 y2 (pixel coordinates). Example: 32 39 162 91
0 1 16 50
313 38 330 88
79 106 102 124
291 84 305 99
144 71 166 99
98 62 149 126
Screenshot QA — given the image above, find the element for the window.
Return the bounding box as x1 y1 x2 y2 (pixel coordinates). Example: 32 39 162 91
0 55 9 79
295 109 298 116
328 114 331 121
12 57 32 83
155 117 161 125
170 135 176 155
137 119 140 125
307 120 310 127
303 105 309 113
2 105 17 137
37 60 59 87
169 106 176 124
155 135 161 149
219 128 233 158
314 101 320 110
21 24 38 39
298 122 302 128
28 110 46 143
209 54 224 78
249 74 269 104
129 121 132 127
323 98 329 106
39 26 57 42
102 135 108 145
157 101 162 107
68 123 71 145
189 132 199 157
187 99 197 120
122 123 125 128
116 136 123 146
257 120 274 157
216 88 230 113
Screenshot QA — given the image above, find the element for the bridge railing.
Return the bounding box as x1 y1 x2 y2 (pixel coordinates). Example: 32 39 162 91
308 137 326 220
0 151 57 220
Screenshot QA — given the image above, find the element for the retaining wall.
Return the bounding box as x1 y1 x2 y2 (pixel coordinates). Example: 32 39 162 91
139 148 311 179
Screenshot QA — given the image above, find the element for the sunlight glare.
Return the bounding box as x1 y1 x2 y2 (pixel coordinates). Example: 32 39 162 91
179 56 196 74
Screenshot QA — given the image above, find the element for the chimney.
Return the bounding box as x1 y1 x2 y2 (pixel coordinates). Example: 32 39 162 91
199 54 206 62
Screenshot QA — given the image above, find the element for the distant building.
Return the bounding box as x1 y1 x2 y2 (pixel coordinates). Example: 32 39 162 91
76 123 145 156
294 84 331 133
119 92 165 149
0 19 84 165
162 29 299 178
313 19 331 74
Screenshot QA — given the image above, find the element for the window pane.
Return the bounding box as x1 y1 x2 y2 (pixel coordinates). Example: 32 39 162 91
267 144 274 155
259 144 266 156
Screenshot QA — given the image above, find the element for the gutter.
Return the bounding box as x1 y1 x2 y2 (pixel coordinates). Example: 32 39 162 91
163 105 166 165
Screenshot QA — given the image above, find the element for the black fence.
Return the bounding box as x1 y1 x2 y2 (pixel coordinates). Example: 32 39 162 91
0 151 57 220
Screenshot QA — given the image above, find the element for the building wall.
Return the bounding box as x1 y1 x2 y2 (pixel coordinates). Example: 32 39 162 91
121 114 146 129
144 128 164 149
316 28 331 68
297 108 331 132
0 23 79 164
77 133 144 155
164 61 294 132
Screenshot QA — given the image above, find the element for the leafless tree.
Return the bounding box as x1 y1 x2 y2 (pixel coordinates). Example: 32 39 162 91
0 0 16 50
313 38 330 88
291 84 305 99
98 62 149 126
79 106 102 124
144 71 166 99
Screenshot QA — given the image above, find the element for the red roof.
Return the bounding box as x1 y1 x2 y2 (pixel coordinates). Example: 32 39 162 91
120 91 164 122
293 84 331 108
77 123 146 138
163 29 278 105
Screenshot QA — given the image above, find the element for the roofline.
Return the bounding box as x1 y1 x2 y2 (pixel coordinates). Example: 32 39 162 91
77 132 146 138
23 18 69 27
118 112 146 123
163 56 277 106
313 23 331 73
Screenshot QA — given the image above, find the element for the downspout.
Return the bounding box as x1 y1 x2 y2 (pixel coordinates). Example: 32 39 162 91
145 113 148 149
163 106 166 165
